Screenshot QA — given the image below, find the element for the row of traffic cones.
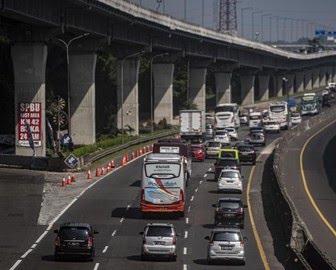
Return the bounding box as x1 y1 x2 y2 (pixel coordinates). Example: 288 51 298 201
61 174 76 187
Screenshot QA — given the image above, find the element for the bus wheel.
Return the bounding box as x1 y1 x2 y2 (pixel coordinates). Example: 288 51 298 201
180 211 185 218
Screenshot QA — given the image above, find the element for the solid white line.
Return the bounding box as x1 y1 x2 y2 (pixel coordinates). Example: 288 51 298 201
93 263 100 270
126 205 131 210
183 247 187 255
203 174 207 178
184 231 188 238
199 180 202 184
21 249 33 259
112 230 117 236
102 246 108 253
195 188 198 192
183 264 188 270
31 244 37 249
188 206 191 212
190 196 194 201
120 217 124 223
9 260 22 270
186 218 189 224
35 231 48 244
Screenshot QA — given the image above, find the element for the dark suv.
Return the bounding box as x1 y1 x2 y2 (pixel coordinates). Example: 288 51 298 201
54 222 98 261
235 144 256 165
212 198 247 228
214 157 241 180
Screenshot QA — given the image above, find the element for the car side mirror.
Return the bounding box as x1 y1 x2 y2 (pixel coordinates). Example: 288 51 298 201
139 232 144 235
205 236 210 240
243 236 248 241
212 203 217 207
53 229 58 233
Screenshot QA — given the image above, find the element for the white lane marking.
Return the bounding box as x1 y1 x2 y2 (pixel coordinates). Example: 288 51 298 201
203 174 207 178
120 217 124 223
126 205 131 210
31 244 37 249
35 231 48 244
112 230 117 236
9 260 22 270
186 218 189 224
21 249 33 259
208 168 211 172
195 188 198 192
199 180 202 184
102 246 109 253
190 196 194 201
183 247 187 255
94 263 100 270
183 264 188 270
188 206 191 212
184 231 188 238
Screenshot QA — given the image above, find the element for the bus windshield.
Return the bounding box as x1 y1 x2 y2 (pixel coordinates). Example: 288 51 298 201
215 105 237 113
145 163 181 178
270 105 285 113
302 96 316 103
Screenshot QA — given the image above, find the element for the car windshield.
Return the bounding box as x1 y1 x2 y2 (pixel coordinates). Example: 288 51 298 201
59 227 90 239
146 226 173 237
216 131 227 135
192 146 201 151
218 201 240 209
220 171 240 178
270 105 285 112
208 141 221 147
292 113 300 117
238 146 253 151
225 128 235 132
218 160 237 166
213 232 241 242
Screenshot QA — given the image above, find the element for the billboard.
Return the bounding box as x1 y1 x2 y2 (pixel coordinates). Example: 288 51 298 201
18 102 42 147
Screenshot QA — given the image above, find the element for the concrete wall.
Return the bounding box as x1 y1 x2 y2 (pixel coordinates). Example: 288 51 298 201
312 68 320 89
240 75 255 105
258 75 270 101
189 68 207 111
295 71 304 92
215 72 231 104
304 70 313 90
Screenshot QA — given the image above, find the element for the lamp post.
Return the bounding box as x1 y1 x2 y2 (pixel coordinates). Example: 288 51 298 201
252 11 262 41
150 52 169 136
283 76 290 128
261 14 271 42
201 0 205 27
120 50 145 141
56 33 90 136
240 7 252 38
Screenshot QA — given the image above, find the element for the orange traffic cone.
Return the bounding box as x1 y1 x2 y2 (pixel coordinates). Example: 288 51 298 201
131 152 135 160
95 167 100 177
111 160 115 168
139 148 143 155
61 177 66 187
87 169 92 179
122 155 127 166
71 174 76 182
107 163 111 172
67 175 71 185
147 145 150 152
136 148 139 157
101 166 105 175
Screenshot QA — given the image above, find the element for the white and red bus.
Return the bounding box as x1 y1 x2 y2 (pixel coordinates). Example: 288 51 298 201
141 153 186 217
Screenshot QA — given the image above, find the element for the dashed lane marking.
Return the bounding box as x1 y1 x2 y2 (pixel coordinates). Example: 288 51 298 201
195 188 198 192
93 263 99 270
102 246 108 253
9 260 22 270
112 230 117 237
184 231 188 238
21 249 33 259
126 205 131 210
35 231 48 244
188 206 191 212
190 196 194 201
183 264 187 270
186 218 189 224
203 174 207 178
31 244 37 249
199 180 202 184
120 217 124 223
183 247 187 255
208 168 211 172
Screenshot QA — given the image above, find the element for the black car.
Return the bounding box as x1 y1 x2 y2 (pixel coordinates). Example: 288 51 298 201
214 157 241 180
235 144 256 165
212 197 248 228
54 222 98 261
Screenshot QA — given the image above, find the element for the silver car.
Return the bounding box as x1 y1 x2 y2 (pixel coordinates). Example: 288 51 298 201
205 140 222 158
140 223 179 261
205 226 247 265
214 130 231 145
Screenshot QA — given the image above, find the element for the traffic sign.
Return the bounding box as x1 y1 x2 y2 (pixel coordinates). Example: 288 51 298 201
64 153 79 169
60 134 72 147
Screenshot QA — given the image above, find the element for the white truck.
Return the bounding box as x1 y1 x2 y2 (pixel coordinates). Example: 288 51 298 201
269 102 291 130
179 110 206 143
249 111 263 128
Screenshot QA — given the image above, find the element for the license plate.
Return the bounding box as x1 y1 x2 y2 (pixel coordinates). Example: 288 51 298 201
154 241 165 245
160 207 167 210
69 242 79 246
221 246 232 250
241 153 248 156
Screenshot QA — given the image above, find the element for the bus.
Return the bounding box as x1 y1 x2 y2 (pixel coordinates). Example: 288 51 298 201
269 102 291 129
300 93 320 116
141 153 186 217
214 103 240 129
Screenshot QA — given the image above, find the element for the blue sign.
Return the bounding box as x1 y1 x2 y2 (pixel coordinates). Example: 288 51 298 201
60 134 72 147
315 30 326 36
64 153 79 169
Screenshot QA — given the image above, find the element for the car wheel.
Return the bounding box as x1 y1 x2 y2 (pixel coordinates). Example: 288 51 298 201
87 254 94 262
54 253 61 262
170 255 177 262
141 254 146 261
180 211 185 218
241 259 246 265
207 257 213 265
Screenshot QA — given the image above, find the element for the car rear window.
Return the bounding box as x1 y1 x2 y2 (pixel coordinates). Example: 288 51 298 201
146 226 173 237
216 131 227 136
213 232 241 242
192 146 201 151
208 142 220 147
220 171 240 178
59 227 90 239
218 160 237 166
238 146 253 151
219 201 240 209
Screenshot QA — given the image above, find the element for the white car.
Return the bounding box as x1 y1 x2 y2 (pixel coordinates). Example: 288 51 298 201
217 169 243 193
214 130 231 145
224 127 238 141
291 112 302 124
263 120 280 133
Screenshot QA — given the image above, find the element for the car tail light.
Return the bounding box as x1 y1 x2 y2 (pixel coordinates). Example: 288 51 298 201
237 209 244 215
141 190 145 200
240 241 245 247
55 236 60 247
180 190 184 202
173 237 176 245
209 240 214 246
88 236 93 248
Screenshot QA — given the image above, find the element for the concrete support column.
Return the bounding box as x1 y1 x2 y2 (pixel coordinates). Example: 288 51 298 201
312 68 320 89
332 66 336 82
327 66 333 83
153 63 174 125
240 75 255 105
257 75 270 101
295 71 304 92
319 67 327 87
273 75 283 97
189 68 207 111
286 74 294 95
304 70 313 90
117 59 140 135
12 43 47 157
69 53 97 145
215 72 231 104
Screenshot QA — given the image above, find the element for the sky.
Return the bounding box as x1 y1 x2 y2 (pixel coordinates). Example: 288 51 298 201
130 0 336 42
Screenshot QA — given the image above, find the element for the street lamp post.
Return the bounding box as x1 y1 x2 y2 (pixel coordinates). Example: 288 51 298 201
252 11 262 41
150 53 169 136
56 33 90 136
241 7 252 38
283 76 290 128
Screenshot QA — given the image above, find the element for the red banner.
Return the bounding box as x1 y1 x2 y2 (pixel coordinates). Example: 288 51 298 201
18 102 42 147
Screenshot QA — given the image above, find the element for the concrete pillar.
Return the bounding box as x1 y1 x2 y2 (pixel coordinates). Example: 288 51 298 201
332 66 336 82
326 66 333 83
319 67 327 87
240 75 255 105
274 75 283 97
189 68 207 111
286 74 294 95
153 63 174 125
69 53 97 145
117 59 140 135
257 75 270 101
11 43 47 157
215 72 231 104
304 70 313 90
312 68 319 89
295 71 304 92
